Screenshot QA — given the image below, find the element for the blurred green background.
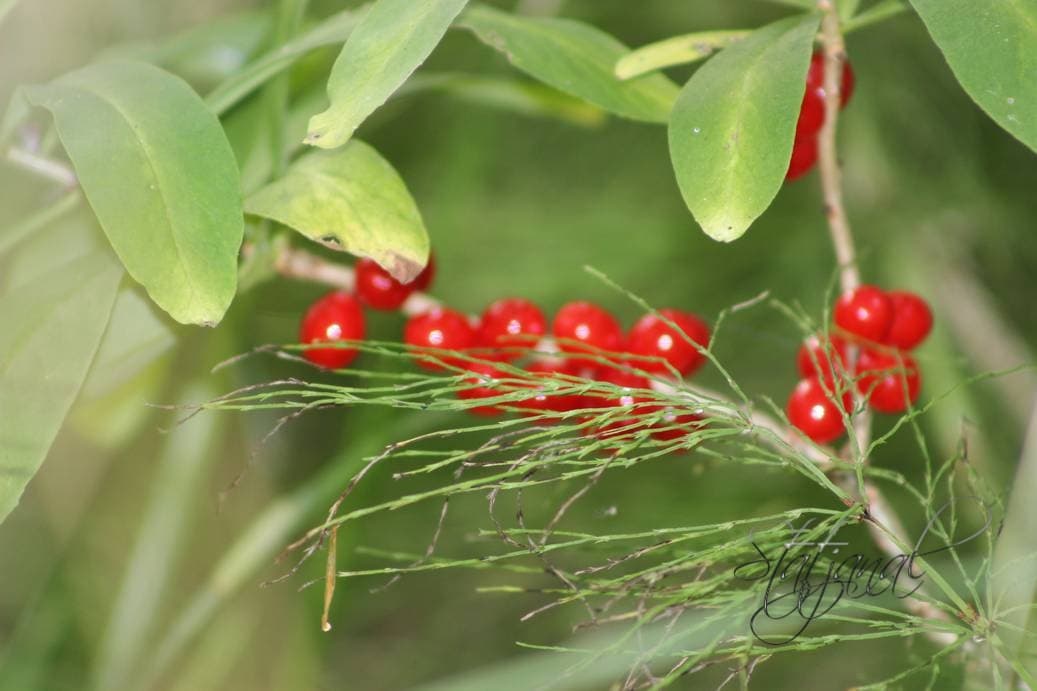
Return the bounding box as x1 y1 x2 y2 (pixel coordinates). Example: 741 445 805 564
1 0 1035 689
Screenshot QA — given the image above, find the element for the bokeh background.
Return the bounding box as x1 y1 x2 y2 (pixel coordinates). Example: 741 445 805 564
1 0 1035 689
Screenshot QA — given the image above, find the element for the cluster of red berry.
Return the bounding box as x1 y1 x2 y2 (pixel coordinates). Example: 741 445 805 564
786 52 856 181
787 286 933 444
297 255 712 438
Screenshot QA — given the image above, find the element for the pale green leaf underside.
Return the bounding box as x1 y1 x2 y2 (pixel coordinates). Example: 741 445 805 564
0 249 123 524
305 0 469 149
459 4 680 123
668 14 821 242
615 31 749 81
24 60 244 326
909 0 1037 154
245 141 429 282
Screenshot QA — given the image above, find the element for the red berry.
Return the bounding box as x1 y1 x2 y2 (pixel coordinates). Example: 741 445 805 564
404 307 476 371
298 292 365 369
884 291 933 350
857 350 921 414
627 308 710 376
786 136 818 181
787 376 852 444
797 52 856 139
552 301 624 366
516 359 584 418
834 285 894 344
478 298 547 359
457 362 507 417
796 334 850 385
355 258 416 310
412 253 436 292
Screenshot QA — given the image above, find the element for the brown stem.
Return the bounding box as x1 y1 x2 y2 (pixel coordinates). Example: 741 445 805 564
816 1 956 641
816 3 859 294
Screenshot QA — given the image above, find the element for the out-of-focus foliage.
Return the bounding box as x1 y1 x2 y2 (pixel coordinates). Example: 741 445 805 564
0 1 1035 689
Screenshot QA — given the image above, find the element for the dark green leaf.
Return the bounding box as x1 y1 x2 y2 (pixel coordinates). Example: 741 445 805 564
305 0 470 148
909 0 1037 153
459 4 679 123
24 60 244 326
0 249 123 523
668 14 820 242
245 141 429 282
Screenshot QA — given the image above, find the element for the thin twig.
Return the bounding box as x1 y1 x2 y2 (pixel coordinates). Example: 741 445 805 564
5 147 77 188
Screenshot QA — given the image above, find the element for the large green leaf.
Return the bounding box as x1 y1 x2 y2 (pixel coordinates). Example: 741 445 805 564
0 249 123 524
245 141 429 282
459 4 679 123
81 287 178 400
668 14 820 242
305 0 470 149
23 61 244 326
909 0 1037 154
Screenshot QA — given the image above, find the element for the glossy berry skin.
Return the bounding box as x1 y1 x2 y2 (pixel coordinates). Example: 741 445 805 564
787 376 852 444
796 334 849 385
355 258 416 310
404 307 476 371
884 291 933 350
478 298 547 358
412 253 436 292
299 292 365 369
796 52 857 138
458 362 507 417
857 350 921 414
834 285 894 344
627 308 710 376
552 301 624 365
786 136 818 181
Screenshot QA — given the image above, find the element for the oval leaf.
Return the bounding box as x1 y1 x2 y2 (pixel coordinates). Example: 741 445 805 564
459 4 679 123
23 61 244 326
305 0 470 149
909 0 1037 154
0 249 123 524
668 14 820 242
245 141 429 282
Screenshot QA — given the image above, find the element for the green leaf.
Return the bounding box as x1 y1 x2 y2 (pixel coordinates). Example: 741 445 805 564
908 0 1037 153
459 4 679 123
305 0 470 149
81 287 178 399
205 6 369 116
0 249 123 524
668 14 821 242
615 31 750 81
23 60 244 326
245 141 429 282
